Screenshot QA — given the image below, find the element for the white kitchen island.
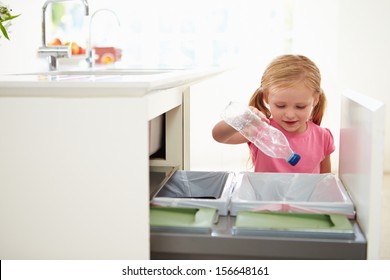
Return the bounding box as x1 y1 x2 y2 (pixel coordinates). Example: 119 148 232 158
0 68 223 259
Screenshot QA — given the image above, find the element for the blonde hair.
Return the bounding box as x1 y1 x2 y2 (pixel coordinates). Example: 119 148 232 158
249 54 326 125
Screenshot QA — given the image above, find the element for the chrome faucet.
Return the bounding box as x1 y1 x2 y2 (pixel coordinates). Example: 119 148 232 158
38 0 89 71
86 8 120 68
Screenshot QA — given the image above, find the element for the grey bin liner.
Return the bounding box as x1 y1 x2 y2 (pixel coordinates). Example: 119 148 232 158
230 172 355 217
157 171 228 198
152 170 234 216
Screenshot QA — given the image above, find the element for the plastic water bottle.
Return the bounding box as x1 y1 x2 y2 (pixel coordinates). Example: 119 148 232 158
221 101 301 166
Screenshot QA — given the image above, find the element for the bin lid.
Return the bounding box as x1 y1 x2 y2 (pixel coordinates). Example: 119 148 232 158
149 166 179 200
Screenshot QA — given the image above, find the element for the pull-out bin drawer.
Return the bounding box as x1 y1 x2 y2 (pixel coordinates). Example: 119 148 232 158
149 170 366 259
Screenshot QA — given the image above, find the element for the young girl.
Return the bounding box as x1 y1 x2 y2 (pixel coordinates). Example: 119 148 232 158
212 54 335 173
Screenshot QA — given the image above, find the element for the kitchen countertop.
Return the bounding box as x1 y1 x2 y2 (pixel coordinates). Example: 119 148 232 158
0 67 225 97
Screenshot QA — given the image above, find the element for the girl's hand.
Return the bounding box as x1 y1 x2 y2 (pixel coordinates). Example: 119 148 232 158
249 106 270 124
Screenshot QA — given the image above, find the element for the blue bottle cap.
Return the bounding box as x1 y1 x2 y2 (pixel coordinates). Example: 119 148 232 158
288 153 301 166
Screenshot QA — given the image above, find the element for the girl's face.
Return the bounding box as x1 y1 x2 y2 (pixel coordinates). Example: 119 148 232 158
267 81 319 133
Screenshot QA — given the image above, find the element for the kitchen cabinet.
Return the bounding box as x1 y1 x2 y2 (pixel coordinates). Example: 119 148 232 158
0 68 222 259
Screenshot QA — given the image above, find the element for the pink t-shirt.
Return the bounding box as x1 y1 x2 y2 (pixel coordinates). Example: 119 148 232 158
248 119 335 173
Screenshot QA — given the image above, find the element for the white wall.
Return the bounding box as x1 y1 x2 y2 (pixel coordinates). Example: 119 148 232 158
337 0 390 172
0 0 44 74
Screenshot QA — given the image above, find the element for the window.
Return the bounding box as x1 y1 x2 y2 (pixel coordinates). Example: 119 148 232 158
47 0 292 68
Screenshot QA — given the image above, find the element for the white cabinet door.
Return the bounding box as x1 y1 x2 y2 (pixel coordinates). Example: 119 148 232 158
339 89 385 260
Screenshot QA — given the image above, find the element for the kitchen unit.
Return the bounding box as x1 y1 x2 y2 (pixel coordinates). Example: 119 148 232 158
0 68 223 259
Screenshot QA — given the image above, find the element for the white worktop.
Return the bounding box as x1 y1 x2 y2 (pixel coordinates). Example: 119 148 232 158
0 67 224 97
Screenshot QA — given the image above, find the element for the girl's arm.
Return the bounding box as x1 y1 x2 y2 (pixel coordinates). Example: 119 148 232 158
212 120 248 144
320 155 332 173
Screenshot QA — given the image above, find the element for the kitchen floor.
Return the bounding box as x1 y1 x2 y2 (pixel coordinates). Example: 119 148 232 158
380 173 390 259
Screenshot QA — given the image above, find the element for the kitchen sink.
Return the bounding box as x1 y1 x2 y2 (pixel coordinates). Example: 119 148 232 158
15 68 180 76
46 69 174 75
11 68 183 81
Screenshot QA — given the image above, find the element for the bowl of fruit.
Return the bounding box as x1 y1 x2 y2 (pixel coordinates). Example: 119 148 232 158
47 37 87 65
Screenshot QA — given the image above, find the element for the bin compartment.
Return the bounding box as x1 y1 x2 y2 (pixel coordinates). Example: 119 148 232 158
151 170 234 215
230 172 355 218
